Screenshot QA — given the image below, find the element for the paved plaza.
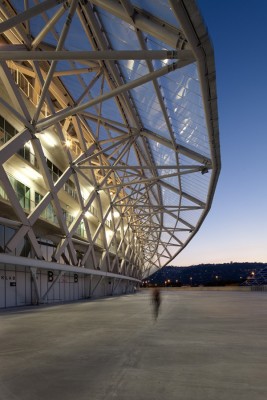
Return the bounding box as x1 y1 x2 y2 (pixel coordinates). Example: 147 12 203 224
0 289 266 400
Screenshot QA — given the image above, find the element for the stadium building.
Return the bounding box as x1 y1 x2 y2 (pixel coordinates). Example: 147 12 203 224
0 0 220 308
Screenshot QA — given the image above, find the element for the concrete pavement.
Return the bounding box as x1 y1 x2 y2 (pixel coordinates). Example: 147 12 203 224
0 289 266 400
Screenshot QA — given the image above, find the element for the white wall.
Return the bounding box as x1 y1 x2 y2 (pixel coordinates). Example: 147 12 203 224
0 264 135 308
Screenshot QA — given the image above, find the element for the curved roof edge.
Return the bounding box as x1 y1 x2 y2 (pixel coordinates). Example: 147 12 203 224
164 0 221 263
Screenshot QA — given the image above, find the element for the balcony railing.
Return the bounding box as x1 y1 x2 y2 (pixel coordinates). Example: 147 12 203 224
8 61 49 118
8 61 83 158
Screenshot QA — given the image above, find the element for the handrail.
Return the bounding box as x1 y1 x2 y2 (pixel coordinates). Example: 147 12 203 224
8 61 49 118
7 61 82 157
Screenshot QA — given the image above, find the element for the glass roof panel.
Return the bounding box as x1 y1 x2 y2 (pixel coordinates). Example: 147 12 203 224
160 175 179 189
60 74 84 101
161 187 180 207
148 141 177 167
63 12 91 51
179 154 210 203
119 60 150 82
163 212 177 229
180 208 203 227
159 67 210 157
160 231 172 244
143 35 210 158
86 97 124 123
131 0 180 28
181 171 210 204
97 9 140 50
129 81 170 137
27 3 64 47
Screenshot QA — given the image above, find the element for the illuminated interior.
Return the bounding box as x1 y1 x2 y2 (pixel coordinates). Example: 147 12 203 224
0 0 220 305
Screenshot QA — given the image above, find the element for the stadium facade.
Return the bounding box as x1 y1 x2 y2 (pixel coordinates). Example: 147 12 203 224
0 0 220 308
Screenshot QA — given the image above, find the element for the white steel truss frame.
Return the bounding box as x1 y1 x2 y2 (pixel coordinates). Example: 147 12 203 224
0 0 220 281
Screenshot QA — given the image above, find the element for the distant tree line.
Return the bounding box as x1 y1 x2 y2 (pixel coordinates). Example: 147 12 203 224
142 262 267 287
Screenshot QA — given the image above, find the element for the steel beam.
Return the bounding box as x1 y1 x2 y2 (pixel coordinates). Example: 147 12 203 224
36 61 180 131
31 5 69 49
0 0 69 33
0 50 192 61
89 0 190 50
33 0 79 122
30 267 41 304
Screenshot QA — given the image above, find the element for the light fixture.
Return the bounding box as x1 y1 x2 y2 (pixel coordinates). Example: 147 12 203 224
42 132 56 147
65 139 71 148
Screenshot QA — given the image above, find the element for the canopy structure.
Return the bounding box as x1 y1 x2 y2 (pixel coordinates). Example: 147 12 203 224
0 0 220 281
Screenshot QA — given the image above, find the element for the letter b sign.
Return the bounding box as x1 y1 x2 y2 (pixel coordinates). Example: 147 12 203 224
48 270 54 282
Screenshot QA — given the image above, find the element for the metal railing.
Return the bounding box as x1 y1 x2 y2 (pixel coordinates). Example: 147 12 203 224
17 147 39 169
63 181 78 201
8 61 82 158
9 61 49 117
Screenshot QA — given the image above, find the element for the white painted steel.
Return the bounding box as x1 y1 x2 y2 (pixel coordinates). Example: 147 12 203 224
0 0 220 306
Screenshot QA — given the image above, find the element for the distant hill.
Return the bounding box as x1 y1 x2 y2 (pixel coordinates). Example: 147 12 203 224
142 262 267 287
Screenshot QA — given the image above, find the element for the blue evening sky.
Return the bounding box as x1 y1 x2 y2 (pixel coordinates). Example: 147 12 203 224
174 0 267 266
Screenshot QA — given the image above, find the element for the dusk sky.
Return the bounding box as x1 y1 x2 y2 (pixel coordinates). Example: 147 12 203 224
174 0 267 266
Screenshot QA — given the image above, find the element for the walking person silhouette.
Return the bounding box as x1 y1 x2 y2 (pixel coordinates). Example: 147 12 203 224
152 287 161 320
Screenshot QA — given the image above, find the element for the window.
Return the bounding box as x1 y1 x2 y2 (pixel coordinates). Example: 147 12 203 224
0 116 38 167
35 192 43 206
46 158 63 183
9 176 30 211
62 209 74 227
17 146 36 168
0 115 18 145
64 179 78 200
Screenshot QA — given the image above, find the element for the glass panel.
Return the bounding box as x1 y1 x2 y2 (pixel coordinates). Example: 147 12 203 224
35 192 43 206
76 220 87 239
131 0 180 28
42 203 58 225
